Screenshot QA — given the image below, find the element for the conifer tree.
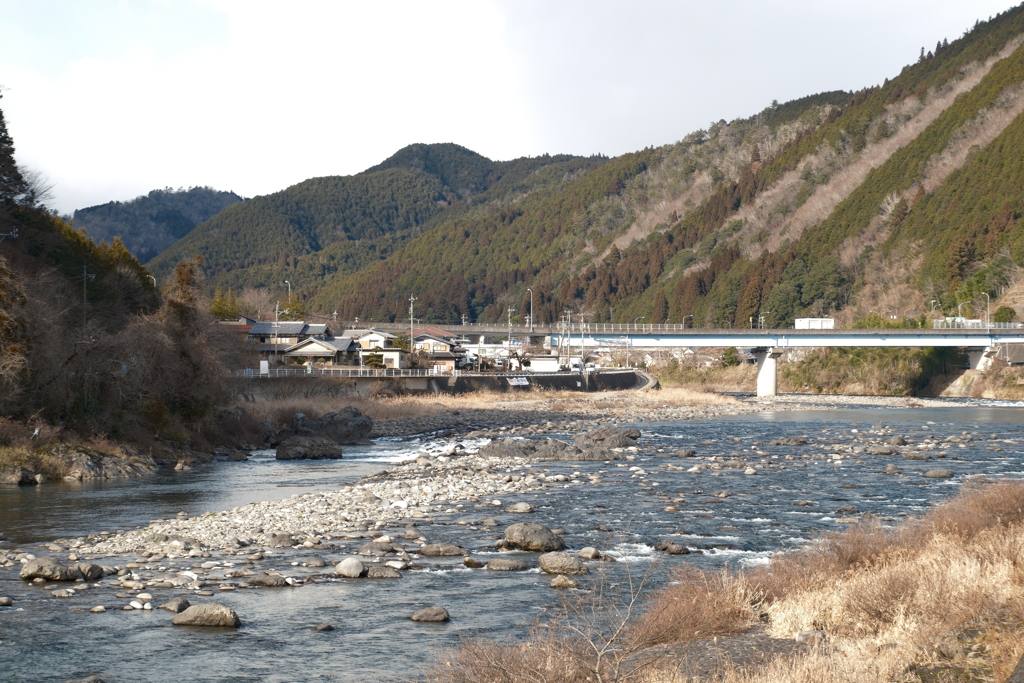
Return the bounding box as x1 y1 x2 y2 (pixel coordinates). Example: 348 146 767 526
0 94 28 205
653 292 668 323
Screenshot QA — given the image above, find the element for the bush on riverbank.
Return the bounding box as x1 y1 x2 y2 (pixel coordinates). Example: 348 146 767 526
421 479 1024 682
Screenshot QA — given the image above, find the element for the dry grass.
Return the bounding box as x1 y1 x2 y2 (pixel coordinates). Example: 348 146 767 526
421 481 1024 683
628 567 757 648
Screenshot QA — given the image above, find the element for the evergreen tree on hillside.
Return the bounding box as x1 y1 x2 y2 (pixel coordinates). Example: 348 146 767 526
0 93 29 206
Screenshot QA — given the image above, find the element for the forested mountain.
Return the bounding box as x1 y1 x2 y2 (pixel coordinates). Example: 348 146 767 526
73 186 242 264
154 5 1024 329
146 144 591 297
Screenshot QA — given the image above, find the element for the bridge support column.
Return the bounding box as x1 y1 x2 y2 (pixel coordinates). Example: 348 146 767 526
966 346 997 371
753 347 784 397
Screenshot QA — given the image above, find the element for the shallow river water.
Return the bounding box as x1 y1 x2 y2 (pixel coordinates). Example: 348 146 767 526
2 401 1024 682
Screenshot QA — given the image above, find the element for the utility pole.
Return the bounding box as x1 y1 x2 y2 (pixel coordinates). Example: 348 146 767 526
507 306 515 366
0 228 18 243
984 292 991 327
407 292 415 358
526 288 534 332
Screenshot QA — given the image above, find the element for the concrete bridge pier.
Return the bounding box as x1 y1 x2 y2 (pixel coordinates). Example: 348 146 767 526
753 347 785 397
966 346 997 371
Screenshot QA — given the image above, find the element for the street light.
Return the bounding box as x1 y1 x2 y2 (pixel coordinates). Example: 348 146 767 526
682 314 693 329
526 288 534 332
983 292 990 327
958 301 970 318
633 316 645 330
930 299 938 312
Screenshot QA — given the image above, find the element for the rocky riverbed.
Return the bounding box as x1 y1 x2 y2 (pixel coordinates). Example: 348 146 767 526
2 396 1023 682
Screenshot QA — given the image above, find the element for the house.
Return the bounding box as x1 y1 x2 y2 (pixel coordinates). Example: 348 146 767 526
282 333 361 366
248 321 334 355
414 332 469 372
356 329 409 369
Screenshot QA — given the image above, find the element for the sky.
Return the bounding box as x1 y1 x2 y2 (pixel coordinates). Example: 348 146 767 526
0 0 1019 214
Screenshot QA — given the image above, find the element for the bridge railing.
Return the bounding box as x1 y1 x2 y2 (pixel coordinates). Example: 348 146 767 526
932 320 1024 329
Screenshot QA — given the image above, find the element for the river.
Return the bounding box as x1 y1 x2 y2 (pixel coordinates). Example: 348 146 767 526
1 401 1023 682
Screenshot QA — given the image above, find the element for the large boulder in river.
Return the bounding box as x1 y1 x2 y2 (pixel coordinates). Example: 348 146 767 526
335 557 366 578
20 558 80 581
478 438 536 459
538 552 589 576
284 407 373 444
172 603 241 627
535 439 619 461
504 522 565 552
410 605 450 622
275 437 344 460
419 543 469 557
70 562 104 581
0 464 38 485
573 426 640 449
0 464 39 485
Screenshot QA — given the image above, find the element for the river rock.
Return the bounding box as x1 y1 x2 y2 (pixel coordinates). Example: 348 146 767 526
654 540 690 555
923 469 953 479
505 502 534 513
550 575 578 589
418 543 468 556
0 464 38 485
865 445 898 455
275 437 344 460
538 552 589 576
884 464 901 475
306 557 327 568
579 547 602 560
366 566 402 579
51 588 76 598
478 438 536 459
773 437 807 446
283 407 373 444
264 532 295 548
335 557 365 578
463 557 485 568
887 435 907 446
359 541 394 556
312 623 335 632
902 452 932 460
573 426 640 449
20 557 79 581
487 558 529 571
0 597 12 606
71 563 104 581
159 597 190 613
64 677 106 683
249 572 290 587
410 605 450 622
503 522 565 552
171 603 241 627
674 449 696 458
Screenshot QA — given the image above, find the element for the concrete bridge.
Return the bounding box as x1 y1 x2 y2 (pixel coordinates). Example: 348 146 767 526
363 322 1024 397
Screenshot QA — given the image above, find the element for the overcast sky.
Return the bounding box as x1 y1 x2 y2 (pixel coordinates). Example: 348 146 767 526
0 0 1018 214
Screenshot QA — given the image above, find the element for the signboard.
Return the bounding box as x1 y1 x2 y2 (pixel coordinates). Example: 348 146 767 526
260 360 270 376
506 377 530 386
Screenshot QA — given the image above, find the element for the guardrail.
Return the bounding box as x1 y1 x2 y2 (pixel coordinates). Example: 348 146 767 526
232 367 638 379
232 368 444 378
